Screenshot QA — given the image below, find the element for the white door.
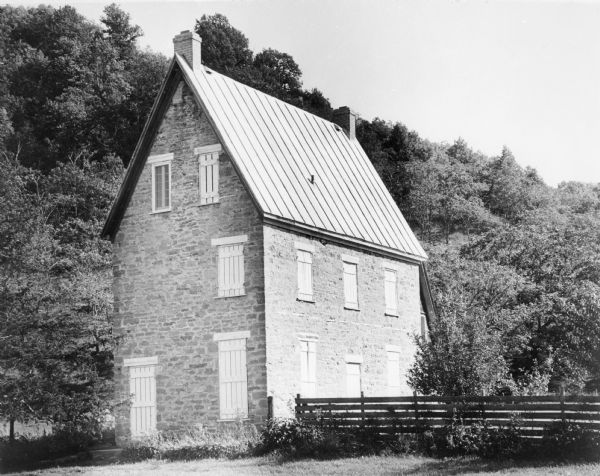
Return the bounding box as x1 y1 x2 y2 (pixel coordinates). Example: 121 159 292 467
129 364 157 436
218 338 249 419
346 362 361 397
387 351 402 396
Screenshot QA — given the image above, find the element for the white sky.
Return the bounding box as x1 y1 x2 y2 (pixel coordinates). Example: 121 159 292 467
9 0 600 186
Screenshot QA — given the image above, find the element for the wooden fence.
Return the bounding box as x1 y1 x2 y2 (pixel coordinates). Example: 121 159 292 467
295 393 600 437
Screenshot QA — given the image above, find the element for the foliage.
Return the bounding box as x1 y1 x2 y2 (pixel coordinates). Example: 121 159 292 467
0 153 122 433
541 422 600 461
194 14 332 119
422 415 526 459
121 424 259 462
0 430 95 470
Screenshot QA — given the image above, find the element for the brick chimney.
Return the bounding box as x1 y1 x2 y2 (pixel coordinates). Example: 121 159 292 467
332 106 357 140
173 30 201 71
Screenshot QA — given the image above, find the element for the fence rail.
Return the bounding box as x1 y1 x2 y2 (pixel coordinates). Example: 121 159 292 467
295 393 600 437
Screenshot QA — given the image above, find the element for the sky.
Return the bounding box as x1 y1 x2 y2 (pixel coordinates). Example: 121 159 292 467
10 0 600 186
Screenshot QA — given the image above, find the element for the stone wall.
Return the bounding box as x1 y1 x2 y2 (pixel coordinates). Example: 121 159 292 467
112 81 266 443
263 225 422 416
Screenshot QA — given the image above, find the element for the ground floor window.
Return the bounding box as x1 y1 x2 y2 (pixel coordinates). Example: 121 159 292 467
124 356 158 437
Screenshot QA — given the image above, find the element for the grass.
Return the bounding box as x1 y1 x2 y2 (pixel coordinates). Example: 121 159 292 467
7 455 600 476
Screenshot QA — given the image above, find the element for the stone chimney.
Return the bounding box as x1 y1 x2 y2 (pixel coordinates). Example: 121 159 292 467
173 30 201 71
332 106 357 140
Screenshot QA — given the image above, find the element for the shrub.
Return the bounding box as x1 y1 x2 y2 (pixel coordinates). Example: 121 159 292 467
540 422 600 461
421 415 525 459
120 422 259 462
0 430 94 470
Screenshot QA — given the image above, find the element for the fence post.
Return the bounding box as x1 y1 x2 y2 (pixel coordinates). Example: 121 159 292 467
413 391 419 433
267 395 273 420
295 393 301 420
360 391 365 429
560 384 565 424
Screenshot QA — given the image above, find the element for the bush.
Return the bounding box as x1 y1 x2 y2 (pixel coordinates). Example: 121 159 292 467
257 418 339 458
257 417 424 459
0 430 95 470
540 422 600 461
422 415 525 459
120 422 259 462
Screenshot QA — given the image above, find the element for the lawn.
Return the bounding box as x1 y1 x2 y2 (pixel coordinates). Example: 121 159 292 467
9 456 600 476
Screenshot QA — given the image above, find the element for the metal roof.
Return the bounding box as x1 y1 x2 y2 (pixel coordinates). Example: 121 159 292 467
177 55 427 261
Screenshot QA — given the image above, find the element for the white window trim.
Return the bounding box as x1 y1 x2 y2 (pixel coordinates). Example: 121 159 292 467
150 153 173 214
147 153 173 164
194 144 222 155
124 356 158 367
341 253 360 264
345 354 363 364
381 262 403 271
213 330 251 342
296 333 319 342
211 235 248 247
294 241 315 253
386 344 402 353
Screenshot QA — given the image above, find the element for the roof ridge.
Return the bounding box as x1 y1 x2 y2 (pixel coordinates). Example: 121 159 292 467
197 60 355 137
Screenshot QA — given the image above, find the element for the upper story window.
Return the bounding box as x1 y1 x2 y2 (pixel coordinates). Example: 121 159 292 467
295 242 314 302
195 144 222 205
384 268 398 316
342 255 359 310
149 153 173 213
211 235 248 297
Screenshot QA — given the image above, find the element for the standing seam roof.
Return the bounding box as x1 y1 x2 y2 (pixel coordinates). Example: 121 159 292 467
177 55 427 261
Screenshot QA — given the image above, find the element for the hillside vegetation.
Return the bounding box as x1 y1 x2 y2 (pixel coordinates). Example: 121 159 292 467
0 4 598 433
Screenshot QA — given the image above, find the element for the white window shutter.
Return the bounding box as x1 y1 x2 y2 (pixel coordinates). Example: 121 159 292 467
199 152 219 204
300 340 317 397
218 338 248 419
346 362 361 397
129 364 157 437
343 262 358 309
297 250 313 301
384 269 398 316
387 350 402 396
218 244 245 297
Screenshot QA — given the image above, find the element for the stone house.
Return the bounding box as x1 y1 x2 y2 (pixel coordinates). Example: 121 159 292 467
102 31 435 442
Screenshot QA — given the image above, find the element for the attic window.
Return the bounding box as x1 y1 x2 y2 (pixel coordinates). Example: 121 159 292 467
149 153 173 213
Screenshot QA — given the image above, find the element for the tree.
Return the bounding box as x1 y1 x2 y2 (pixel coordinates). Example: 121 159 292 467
101 3 142 57
195 14 252 73
0 153 122 438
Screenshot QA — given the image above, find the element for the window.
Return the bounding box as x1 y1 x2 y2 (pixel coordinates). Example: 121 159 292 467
386 349 402 396
346 362 362 397
211 235 247 297
124 356 158 437
295 242 314 301
196 144 221 205
384 269 398 316
214 331 249 420
149 153 173 213
342 256 359 309
299 340 317 397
